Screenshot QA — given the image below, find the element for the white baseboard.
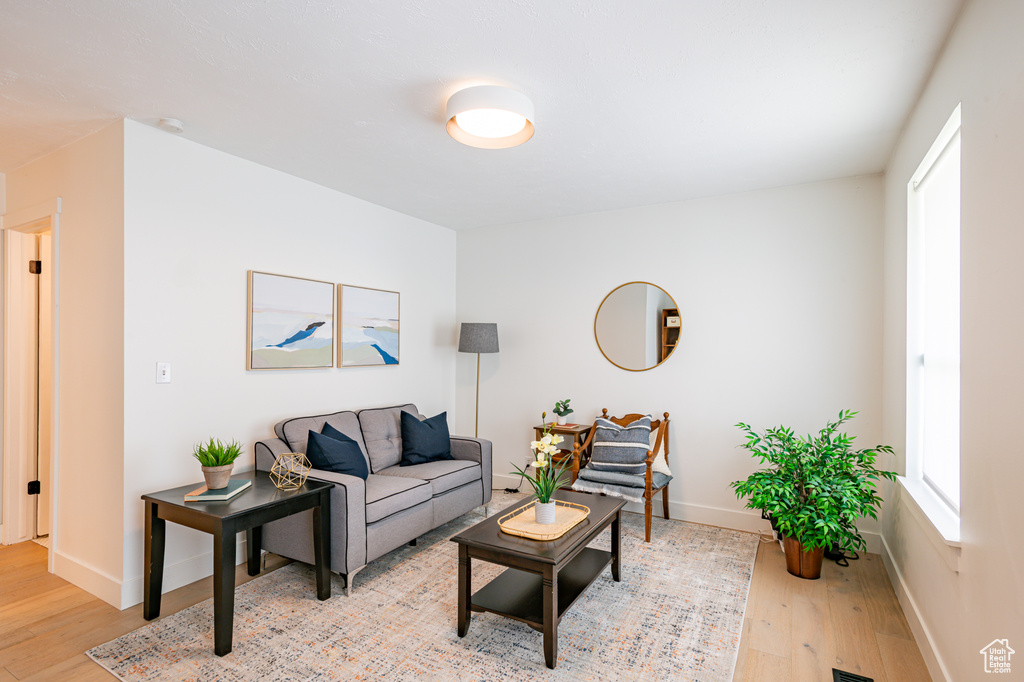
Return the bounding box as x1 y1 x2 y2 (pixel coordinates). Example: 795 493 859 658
53 549 123 608
120 536 249 609
53 537 249 610
861 531 881 555
881 534 951 682
492 473 528 493
493 475 882 553
623 498 767 534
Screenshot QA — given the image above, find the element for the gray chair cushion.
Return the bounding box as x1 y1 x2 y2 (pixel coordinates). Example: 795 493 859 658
275 411 369 469
358 404 419 472
577 467 672 490
376 460 479 496
364 473 431 524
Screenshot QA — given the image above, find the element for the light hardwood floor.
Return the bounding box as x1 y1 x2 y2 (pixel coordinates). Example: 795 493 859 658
734 539 932 682
0 536 930 681
0 541 288 681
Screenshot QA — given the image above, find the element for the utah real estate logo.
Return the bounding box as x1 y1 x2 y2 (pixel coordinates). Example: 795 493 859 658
980 639 1014 674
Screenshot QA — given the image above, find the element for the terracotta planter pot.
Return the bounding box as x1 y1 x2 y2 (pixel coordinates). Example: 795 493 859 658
783 535 825 580
202 464 234 490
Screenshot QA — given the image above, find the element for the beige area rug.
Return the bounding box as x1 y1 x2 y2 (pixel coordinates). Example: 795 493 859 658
88 494 758 681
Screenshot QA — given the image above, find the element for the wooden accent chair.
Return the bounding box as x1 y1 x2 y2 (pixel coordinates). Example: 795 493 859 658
570 409 671 542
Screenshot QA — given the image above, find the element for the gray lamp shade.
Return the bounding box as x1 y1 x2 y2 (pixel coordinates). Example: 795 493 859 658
458 323 499 353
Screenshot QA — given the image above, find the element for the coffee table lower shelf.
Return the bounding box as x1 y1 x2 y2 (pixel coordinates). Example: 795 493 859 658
470 547 612 628
453 490 625 669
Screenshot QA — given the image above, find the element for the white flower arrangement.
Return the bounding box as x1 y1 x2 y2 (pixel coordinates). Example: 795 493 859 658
512 412 571 504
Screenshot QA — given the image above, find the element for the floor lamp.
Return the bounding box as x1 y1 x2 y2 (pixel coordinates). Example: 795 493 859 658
458 323 499 437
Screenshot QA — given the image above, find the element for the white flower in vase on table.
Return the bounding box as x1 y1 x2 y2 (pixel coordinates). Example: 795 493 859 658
511 414 571 524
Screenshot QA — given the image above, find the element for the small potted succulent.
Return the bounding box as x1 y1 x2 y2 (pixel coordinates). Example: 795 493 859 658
730 410 897 579
552 398 574 426
193 438 243 490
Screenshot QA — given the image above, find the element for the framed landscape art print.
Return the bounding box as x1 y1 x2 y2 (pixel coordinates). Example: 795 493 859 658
339 285 400 367
247 271 335 370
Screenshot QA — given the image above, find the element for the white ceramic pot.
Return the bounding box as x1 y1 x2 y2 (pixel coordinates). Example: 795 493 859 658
535 500 557 524
202 464 234 490
556 415 567 426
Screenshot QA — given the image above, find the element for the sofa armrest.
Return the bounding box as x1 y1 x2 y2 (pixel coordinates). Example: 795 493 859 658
306 470 366 515
255 438 291 471
255 438 368 574
451 436 492 504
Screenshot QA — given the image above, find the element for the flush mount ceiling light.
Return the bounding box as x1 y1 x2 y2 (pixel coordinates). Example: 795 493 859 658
445 85 535 149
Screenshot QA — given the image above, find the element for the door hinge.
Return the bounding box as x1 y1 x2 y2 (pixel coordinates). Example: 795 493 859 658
27 480 41 495
29 260 42 275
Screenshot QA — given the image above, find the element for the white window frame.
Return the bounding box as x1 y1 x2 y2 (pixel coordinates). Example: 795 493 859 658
904 103 962 548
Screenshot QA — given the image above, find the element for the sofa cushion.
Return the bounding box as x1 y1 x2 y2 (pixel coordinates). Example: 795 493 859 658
276 410 369 467
399 411 454 466
306 427 369 480
377 460 479 497
364 474 431 524
358 404 420 472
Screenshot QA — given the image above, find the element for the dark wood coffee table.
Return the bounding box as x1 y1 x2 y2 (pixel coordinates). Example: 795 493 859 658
451 490 625 669
142 471 333 656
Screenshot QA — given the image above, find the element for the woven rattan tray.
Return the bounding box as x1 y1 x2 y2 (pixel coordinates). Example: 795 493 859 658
497 500 591 541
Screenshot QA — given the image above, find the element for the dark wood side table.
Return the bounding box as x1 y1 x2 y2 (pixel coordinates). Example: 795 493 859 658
142 471 333 656
451 490 625 669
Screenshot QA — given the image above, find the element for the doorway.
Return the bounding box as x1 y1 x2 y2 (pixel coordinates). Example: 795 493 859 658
1 200 59 564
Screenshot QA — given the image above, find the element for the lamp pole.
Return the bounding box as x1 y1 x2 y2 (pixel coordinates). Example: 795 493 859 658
475 352 481 437
458 323 499 439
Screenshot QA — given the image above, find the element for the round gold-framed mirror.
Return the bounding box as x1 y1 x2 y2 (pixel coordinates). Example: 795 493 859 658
594 281 679 372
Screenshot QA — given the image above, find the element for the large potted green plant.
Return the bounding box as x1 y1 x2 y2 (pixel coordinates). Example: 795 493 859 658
730 410 897 579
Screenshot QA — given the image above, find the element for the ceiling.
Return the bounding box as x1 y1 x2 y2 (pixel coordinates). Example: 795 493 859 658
0 1 963 229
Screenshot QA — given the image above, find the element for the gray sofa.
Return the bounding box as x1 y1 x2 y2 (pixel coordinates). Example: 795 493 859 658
255 404 492 593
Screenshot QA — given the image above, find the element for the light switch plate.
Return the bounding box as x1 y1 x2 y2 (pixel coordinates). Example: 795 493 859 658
156 362 171 384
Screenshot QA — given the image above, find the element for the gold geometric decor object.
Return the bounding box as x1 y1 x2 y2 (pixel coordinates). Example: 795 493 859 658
270 453 312 490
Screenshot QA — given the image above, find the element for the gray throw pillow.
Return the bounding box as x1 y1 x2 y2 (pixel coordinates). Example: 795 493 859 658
586 414 652 476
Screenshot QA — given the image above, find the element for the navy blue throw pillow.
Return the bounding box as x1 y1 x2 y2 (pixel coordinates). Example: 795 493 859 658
306 426 369 479
400 411 453 466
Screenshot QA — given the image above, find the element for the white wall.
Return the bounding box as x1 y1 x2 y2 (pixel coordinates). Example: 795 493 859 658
881 1 1024 680
119 120 457 607
4 122 126 603
457 175 888 533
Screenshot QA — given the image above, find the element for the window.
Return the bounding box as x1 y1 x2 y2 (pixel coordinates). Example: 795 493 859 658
907 104 961 515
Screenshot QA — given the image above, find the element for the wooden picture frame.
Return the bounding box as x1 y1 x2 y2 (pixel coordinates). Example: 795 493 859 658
247 271 335 370
338 285 400 367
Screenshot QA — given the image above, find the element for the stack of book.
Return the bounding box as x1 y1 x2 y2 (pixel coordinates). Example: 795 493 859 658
184 479 251 503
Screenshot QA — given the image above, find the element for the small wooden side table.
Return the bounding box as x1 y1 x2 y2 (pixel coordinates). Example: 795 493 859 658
142 471 333 656
533 422 593 467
